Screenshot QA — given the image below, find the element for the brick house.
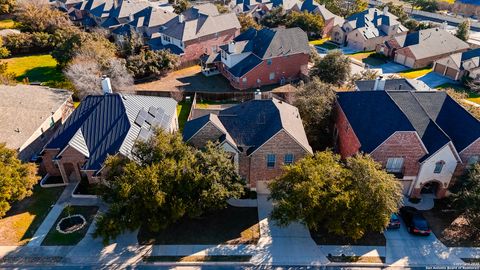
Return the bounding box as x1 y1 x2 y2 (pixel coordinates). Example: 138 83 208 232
183 98 312 193
335 91 480 199
331 7 407 51
200 27 309 90
377 27 470 69
41 94 178 184
433 48 480 81
150 4 241 63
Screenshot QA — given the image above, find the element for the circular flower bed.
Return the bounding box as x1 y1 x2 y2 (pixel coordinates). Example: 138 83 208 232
56 214 86 234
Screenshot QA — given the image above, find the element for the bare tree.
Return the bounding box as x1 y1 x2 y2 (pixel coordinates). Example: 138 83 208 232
65 56 102 99
107 58 134 94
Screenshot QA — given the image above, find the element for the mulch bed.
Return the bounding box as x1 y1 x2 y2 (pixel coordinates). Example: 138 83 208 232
58 216 85 233
43 175 64 185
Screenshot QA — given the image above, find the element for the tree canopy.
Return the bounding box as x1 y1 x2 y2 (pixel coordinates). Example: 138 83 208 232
456 19 470 42
285 11 324 39
238 13 261 32
294 78 337 150
269 151 403 240
94 129 245 244
0 0 15 14
310 49 351 85
15 0 71 33
126 49 180 80
173 0 190 14
452 163 480 233
0 143 38 218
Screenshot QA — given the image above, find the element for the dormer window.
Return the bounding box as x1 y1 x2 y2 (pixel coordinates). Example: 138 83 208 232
434 161 445 174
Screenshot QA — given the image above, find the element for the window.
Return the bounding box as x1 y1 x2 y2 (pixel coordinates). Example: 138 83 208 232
269 72 275 80
267 59 272 65
434 161 445 174
284 154 294 165
267 154 276 168
162 35 171 42
242 77 247 83
468 156 480 166
386 157 404 173
212 45 217 53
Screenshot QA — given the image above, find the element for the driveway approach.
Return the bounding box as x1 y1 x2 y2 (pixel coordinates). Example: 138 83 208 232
385 219 464 266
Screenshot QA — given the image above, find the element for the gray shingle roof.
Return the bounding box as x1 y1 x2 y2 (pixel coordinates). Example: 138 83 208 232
183 98 312 155
45 94 177 171
337 91 480 160
355 78 431 91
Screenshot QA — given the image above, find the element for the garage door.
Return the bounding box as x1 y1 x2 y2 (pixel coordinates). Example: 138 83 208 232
404 57 415 68
395 54 406 65
256 181 270 195
445 67 459 80
434 63 446 75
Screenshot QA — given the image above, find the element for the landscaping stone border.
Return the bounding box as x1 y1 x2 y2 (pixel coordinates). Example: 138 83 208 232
71 181 98 199
56 214 86 234
40 174 67 188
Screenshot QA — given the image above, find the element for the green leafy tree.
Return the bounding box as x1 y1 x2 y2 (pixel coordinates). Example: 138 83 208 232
379 2 408 23
215 3 229 13
15 0 71 33
294 77 337 150
0 143 38 218
452 163 480 233
94 129 244 243
347 69 380 90
408 0 438 12
285 11 324 39
238 13 261 32
126 49 179 80
260 6 286 28
269 151 403 240
310 49 351 85
456 19 470 42
403 19 435 31
173 0 191 14
0 61 15 84
0 0 15 14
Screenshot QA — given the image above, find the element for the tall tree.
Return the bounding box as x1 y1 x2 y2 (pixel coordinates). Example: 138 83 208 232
452 163 480 233
238 13 261 32
294 78 337 150
260 6 286 28
285 11 324 39
15 0 71 33
126 49 179 80
310 49 351 85
379 2 408 23
0 143 38 218
269 151 403 240
173 0 190 14
0 0 15 14
94 129 244 243
456 19 470 42
347 69 379 90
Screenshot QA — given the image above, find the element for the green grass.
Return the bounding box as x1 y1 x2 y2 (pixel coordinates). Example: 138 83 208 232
436 83 480 101
138 206 259 245
467 97 480 104
4 54 66 84
143 255 252 262
0 185 64 245
398 67 433 79
0 19 17 29
195 100 239 109
41 206 98 246
347 51 376 59
309 37 330 46
177 101 192 132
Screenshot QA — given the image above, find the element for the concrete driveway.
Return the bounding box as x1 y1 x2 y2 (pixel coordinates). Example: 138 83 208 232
385 219 464 267
378 62 409 74
417 72 459 88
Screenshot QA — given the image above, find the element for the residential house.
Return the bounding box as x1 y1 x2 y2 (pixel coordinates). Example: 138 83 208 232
201 27 309 90
433 48 480 81
299 0 344 36
335 90 480 198
183 98 312 193
83 0 115 25
355 77 432 91
331 7 407 51
56 0 85 11
41 93 178 184
452 0 480 17
0 85 73 161
128 6 176 39
377 27 470 69
151 4 241 63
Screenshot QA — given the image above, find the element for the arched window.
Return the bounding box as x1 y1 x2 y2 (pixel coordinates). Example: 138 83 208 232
434 161 445 174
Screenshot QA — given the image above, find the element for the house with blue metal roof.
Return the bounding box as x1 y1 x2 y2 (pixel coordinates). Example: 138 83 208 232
335 90 480 199
183 97 312 193
41 93 178 185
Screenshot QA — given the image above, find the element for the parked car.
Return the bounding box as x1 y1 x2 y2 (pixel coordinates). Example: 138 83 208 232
388 213 401 229
400 206 431 236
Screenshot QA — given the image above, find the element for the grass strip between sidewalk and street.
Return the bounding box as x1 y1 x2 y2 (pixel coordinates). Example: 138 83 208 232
143 255 252 263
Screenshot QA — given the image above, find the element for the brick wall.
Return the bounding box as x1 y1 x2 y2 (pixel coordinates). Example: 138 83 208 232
187 121 224 148
370 131 427 177
182 28 240 63
455 138 480 176
220 53 309 90
248 130 309 187
42 146 88 183
43 149 61 177
334 104 361 158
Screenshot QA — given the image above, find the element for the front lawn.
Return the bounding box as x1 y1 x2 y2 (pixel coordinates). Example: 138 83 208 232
347 51 376 61
0 19 17 29
398 67 433 79
0 185 64 245
42 206 98 246
421 199 480 247
4 54 66 85
310 228 386 246
138 205 260 245
309 37 330 46
319 42 339 50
